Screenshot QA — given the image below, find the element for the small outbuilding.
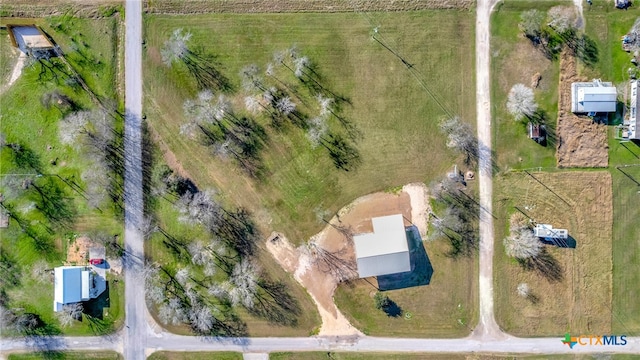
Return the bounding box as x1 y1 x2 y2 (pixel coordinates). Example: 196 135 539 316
571 80 617 114
527 122 546 143
6 24 56 58
353 214 411 278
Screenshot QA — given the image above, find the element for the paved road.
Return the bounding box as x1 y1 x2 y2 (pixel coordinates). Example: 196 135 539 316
123 0 146 359
471 0 502 340
2 334 639 355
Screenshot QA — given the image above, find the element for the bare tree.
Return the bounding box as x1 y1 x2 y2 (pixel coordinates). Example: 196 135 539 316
207 283 227 298
240 64 263 92
188 303 215 334
147 283 165 305
244 96 262 115
30 260 50 283
59 111 89 147
520 9 545 39
56 303 83 328
81 159 110 209
175 267 190 287
293 56 310 78
227 258 259 309
275 96 296 116
547 6 577 34
439 116 478 163
307 116 328 147
517 282 530 298
14 313 40 333
507 84 538 121
139 215 158 240
158 297 188 326
317 94 334 117
429 207 464 240
176 190 222 230
187 240 210 266
504 227 543 259
0 306 17 332
302 240 357 282
161 28 192 66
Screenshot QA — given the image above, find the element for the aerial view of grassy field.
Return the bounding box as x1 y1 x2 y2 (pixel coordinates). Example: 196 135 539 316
143 8 476 337
491 0 640 336
0 13 124 336
143 10 475 243
490 0 565 170
494 171 612 336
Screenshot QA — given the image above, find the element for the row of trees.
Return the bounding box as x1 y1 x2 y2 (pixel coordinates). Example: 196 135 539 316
520 6 597 65
162 29 360 175
145 166 300 334
58 109 123 211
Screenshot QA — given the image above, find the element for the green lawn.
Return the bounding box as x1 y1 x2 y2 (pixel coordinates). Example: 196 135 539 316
8 352 122 360
609 165 640 334
147 352 242 360
334 238 477 338
0 15 123 336
582 2 640 335
143 10 475 244
582 0 640 84
490 1 568 170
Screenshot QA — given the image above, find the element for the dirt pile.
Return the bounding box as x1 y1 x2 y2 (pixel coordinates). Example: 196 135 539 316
556 50 608 168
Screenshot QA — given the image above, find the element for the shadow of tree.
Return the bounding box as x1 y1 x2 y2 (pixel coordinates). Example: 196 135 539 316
250 279 301 326
518 249 564 282
319 133 361 172
183 47 233 93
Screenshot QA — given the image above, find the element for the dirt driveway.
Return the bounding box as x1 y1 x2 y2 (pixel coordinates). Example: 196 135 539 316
266 183 430 336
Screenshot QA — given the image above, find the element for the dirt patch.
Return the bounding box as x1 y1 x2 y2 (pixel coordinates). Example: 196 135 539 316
146 0 474 14
66 236 93 264
497 41 553 95
265 184 431 336
496 171 612 335
556 50 608 168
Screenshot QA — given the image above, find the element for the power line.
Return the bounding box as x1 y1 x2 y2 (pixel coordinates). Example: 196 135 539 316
350 3 455 119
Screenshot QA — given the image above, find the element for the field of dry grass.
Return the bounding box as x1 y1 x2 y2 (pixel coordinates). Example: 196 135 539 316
144 0 474 14
494 171 612 336
0 0 121 18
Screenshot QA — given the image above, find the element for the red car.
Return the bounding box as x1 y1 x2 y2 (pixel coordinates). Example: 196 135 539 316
89 258 104 265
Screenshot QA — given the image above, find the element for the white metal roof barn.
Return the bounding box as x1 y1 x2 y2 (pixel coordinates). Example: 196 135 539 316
571 80 617 113
353 214 411 278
